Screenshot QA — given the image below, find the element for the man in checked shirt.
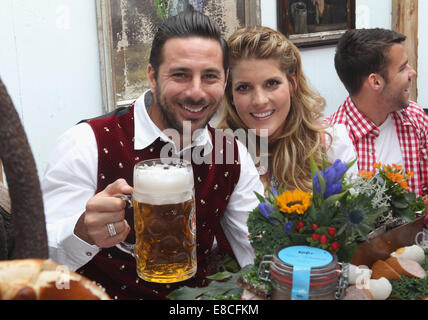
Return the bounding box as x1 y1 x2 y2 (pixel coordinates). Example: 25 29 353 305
326 28 428 197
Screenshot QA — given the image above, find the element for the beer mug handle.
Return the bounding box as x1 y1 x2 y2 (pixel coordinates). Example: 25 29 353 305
113 193 135 257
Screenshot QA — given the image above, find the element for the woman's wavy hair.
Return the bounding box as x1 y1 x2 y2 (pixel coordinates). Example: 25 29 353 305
217 26 329 191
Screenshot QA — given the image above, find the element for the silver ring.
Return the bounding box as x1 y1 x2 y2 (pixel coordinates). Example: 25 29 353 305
106 223 117 237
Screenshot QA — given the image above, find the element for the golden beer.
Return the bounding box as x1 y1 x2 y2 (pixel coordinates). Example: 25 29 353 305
131 158 197 283
133 198 196 283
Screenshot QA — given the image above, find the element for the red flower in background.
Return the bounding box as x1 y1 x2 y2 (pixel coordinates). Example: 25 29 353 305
330 242 339 251
296 221 305 231
320 234 328 244
328 227 336 237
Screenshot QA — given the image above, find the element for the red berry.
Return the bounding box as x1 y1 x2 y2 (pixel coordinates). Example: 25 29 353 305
330 242 339 251
296 221 305 231
328 227 336 237
312 234 320 242
312 224 319 231
320 234 328 244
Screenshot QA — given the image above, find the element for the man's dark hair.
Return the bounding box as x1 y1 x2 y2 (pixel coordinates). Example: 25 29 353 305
334 28 406 95
149 10 229 78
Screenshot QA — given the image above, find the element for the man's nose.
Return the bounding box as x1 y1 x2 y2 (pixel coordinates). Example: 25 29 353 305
185 77 206 102
408 64 417 78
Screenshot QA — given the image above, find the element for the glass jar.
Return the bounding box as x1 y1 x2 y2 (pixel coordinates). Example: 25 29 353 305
258 245 348 300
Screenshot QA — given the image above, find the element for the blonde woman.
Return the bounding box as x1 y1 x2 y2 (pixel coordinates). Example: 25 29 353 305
217 26 329 192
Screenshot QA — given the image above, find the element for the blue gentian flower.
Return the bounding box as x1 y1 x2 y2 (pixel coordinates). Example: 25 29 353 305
313 159 348 199
271 186 278 197
258 203 278 225
283 221 293 233
331 159 348 179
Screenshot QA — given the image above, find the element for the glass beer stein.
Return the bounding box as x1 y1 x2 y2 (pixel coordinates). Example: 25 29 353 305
116 158 197 283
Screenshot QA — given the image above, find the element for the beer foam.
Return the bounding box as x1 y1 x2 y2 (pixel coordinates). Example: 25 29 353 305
133 164 194 204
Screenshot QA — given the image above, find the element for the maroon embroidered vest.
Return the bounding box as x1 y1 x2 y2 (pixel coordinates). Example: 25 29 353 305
77 103 241 300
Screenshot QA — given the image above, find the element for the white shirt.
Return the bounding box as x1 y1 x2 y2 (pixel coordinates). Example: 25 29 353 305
325 117 403 174
375 114 403 166
325 123 359 176
41 92 264 271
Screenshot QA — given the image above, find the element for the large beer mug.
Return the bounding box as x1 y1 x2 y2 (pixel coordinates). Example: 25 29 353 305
116 158 197 283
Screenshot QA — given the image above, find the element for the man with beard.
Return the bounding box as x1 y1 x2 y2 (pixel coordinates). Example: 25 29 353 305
41 10 263 299
326 28 428 197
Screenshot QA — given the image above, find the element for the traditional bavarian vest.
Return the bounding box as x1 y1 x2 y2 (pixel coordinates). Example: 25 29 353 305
77 103 241 299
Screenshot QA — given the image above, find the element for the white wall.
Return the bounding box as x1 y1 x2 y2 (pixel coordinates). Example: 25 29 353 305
0 0 426 181
0 0 103 180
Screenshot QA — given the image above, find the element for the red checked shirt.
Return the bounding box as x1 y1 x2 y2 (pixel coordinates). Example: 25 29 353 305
326 96 428 196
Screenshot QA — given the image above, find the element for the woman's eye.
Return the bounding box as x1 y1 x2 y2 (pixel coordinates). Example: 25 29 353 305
235 84 249 92
267 79 280 87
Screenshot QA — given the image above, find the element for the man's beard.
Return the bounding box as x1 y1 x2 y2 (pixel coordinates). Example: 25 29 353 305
155 88 218 134
381 83 410 111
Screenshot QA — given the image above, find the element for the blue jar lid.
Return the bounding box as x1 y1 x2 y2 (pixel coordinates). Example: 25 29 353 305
278 245 333 268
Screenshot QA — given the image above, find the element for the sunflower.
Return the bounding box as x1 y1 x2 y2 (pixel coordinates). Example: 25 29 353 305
276 189 312 215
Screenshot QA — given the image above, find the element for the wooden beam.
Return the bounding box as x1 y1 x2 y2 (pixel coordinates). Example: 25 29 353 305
392 0 418 101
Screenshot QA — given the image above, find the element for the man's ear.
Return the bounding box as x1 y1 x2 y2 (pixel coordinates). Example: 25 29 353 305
367 73 385 91
147 64 156 92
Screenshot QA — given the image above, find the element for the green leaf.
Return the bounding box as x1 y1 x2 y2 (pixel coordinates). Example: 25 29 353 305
396 208 416 222
269 210 285 224
167 267 248 300
336 223 347 236
392 200 409 209
167 286 209 300
321 153 328 171
357 228 369 242
324 189 348 205
403 192 416 202
310 153 318 179
346 158 357 170
317 171 326 197
254 191 266 203
207 271 233 281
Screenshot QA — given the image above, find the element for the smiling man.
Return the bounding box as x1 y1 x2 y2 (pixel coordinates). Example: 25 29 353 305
41 10 263 299
326 28 428 197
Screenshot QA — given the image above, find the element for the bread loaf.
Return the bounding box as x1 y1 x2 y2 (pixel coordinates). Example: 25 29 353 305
371 259 401 280
0 259 110 300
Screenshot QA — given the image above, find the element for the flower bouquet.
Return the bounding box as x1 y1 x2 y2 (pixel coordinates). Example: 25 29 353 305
240 157 426 298
249 158 426 264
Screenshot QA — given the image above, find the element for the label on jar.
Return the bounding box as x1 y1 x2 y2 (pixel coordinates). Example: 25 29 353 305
278 246 333 300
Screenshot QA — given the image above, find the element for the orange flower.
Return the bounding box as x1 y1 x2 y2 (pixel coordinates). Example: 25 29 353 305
374 162 381 169
400 181 409 190
392 173 403 183
392 164 403 171
357 170 373 179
